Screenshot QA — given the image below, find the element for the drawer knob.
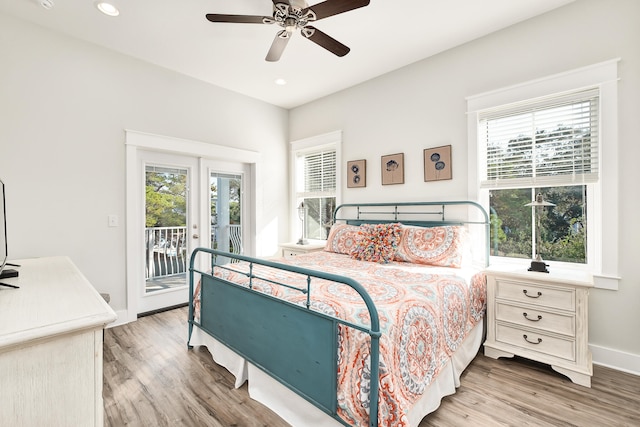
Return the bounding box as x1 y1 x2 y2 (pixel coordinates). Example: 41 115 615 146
523 312 542 322
523 334 542 345
523 289 542 298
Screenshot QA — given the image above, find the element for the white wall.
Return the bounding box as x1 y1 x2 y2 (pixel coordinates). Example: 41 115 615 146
0 13 289 313
290 0 640 370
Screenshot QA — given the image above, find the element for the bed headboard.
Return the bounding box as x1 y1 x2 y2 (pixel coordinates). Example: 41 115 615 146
332 200 490 267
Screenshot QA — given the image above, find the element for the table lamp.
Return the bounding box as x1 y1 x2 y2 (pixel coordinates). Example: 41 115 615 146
296 201 308 245
525 193 555 273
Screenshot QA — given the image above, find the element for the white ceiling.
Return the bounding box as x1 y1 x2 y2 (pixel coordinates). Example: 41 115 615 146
1 0 575 109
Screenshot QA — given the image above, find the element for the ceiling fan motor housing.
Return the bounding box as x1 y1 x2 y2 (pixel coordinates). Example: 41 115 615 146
272 2 316 32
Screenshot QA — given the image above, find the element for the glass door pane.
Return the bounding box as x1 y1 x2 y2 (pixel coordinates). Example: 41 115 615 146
145 165 189 293
210 172 242 262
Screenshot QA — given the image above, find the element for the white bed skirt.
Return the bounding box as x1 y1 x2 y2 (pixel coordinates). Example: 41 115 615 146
189 321 484 427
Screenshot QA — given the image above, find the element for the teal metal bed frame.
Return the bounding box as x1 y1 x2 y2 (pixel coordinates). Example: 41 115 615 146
188 201 489 427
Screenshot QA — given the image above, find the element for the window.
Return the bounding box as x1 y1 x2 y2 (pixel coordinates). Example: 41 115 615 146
489 186 587 263
466 60 619 289
291 131 342 241
480 89 598 265
296 149 336 240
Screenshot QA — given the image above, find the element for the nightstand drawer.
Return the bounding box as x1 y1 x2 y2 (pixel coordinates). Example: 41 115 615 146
496 280 575 311
283 249 304 257
496 303 575 336
496 324 575 361
280 242 326 258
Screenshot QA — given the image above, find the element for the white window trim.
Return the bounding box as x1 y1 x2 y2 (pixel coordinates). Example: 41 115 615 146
466 59 620 290
289 130 342 242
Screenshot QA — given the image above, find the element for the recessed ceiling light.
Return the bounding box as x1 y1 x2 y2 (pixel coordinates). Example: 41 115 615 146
95 1 119 17
275 78 287 86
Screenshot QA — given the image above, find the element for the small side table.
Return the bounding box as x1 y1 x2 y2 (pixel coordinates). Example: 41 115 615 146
483 264 593 387
280 242 326 258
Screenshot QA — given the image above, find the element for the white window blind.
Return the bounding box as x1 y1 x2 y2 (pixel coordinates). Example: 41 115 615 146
479 88 599 189
298 149 336 197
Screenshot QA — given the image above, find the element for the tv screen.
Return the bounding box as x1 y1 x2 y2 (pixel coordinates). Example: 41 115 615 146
0 178 7 275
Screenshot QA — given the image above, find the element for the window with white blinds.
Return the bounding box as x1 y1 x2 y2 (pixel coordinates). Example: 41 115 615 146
299 149 336 197
479 88 599 189
293 146 337 241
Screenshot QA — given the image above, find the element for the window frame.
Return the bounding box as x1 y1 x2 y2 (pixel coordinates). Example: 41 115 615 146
290 131 342 243
466 59 620 289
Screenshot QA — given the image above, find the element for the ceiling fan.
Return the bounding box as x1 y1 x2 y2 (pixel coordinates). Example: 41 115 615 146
205 0 370 62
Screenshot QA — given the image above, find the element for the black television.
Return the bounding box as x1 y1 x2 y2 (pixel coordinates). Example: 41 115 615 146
0 178 19 287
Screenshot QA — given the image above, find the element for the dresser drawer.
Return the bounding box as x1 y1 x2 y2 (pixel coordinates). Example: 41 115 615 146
496 303 575 336
496 280 575 311
496 323 575 361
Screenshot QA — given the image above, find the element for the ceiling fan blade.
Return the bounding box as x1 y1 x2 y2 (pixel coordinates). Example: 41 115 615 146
206 14 271 24
305 0 369 21
266 31 291 62
302 26 349 57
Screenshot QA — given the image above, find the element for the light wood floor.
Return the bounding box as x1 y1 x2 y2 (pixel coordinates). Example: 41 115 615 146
104 307 640 426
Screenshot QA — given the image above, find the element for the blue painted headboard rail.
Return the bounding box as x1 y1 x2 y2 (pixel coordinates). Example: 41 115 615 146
334 200 490 267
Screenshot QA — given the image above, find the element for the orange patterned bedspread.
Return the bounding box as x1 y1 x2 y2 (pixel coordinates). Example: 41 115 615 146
196 251 486 426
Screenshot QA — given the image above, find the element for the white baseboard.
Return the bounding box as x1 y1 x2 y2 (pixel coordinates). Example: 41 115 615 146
103 310 639 376
590 343 640 376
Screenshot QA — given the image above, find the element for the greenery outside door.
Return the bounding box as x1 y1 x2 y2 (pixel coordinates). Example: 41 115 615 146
139 151 198 314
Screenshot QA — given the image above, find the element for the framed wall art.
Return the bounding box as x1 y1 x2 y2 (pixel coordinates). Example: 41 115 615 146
424 145 452 181
347 159 366 188
381 153 404 185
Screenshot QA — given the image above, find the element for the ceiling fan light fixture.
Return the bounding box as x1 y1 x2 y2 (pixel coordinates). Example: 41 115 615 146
284 17 297 32
275 78 287 86
95 1 120 17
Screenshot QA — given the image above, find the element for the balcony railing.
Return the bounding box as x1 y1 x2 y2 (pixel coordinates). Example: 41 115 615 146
146 226 187 280
214 224 242 255
145 224 243 280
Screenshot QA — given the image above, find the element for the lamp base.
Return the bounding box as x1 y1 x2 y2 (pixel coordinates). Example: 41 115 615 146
528 260 550 273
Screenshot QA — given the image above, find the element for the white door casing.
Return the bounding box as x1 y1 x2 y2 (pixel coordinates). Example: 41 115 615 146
125 130 259 322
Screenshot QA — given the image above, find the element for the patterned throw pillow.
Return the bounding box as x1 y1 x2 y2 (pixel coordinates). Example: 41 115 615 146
349 223 402 263
395 225 467 268
324 223 362 254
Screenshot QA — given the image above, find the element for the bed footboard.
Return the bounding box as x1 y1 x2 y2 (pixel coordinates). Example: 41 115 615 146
188 248 382 427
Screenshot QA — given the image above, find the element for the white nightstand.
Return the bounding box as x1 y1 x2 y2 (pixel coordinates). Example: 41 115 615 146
280 242 326 258
483 265 593 387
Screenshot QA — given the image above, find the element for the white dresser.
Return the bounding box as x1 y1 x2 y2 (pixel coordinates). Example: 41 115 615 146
0 256 117 426
483 265 593 387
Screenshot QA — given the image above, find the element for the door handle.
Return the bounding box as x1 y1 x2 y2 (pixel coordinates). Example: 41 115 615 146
192 234 199 239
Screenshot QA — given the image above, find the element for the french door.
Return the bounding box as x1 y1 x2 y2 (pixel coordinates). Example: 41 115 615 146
138 151 199 314
203 160 250 264
135 153 250 315
125 130 257 321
